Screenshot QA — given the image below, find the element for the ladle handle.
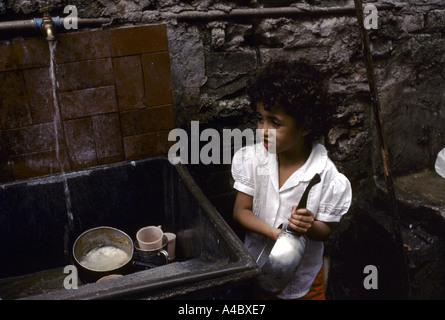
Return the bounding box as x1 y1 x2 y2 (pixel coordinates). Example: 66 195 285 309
286 173 321 235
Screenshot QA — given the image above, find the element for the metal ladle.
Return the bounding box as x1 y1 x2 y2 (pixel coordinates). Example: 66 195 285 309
255 173 321 294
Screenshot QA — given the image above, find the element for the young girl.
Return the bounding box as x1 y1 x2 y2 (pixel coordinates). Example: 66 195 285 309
232 60 352 300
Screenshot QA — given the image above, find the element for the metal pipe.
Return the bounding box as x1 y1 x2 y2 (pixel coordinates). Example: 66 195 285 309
70 18 112 26
164 4 398 21
0 4 397 32
0 17 111 31
0 19 34 30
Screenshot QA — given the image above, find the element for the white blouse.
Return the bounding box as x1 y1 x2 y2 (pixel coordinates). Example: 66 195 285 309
231 142 352 299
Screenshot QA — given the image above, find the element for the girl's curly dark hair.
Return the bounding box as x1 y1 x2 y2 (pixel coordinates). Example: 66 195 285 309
246 60 330 142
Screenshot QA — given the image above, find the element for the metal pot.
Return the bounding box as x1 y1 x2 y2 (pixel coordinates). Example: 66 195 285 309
73 226 134 283
255 173 321 294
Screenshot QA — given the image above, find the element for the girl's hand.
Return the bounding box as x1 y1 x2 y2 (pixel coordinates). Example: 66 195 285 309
288 206 315 234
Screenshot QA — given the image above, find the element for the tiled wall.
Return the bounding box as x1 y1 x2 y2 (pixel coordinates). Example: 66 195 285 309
0 24 175 183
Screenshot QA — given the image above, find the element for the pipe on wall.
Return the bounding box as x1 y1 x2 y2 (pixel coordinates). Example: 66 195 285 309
163 4 398 21
0 4 399 32
0 17 111 31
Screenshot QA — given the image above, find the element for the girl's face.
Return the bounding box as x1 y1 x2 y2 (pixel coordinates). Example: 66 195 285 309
256 101 310 155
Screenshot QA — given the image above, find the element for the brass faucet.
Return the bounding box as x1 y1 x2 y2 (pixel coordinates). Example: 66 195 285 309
40 6 55 41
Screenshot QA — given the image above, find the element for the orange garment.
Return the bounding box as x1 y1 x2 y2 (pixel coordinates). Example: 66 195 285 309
255 265 326 300
296 265 326 300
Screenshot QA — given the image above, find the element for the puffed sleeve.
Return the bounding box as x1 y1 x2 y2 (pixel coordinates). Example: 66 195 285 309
316 172 352 222
231 146 255 196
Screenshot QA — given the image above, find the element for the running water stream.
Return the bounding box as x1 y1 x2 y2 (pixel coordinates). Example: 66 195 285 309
48 40 75 259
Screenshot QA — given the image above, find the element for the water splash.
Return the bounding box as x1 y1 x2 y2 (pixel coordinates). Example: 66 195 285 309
48 41 75 258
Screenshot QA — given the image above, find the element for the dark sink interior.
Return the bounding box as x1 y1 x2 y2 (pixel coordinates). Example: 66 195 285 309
0 156 259 299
